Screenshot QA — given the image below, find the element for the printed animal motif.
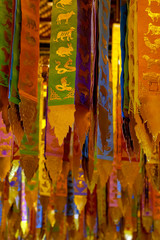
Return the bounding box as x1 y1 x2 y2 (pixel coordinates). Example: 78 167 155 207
101 66 107 83
79 48 89 65
106 0 111 10
26 32 36 46
4 0 12 14
56 11 75 25
28 2 36 13
1 48 10 63
145 7 160 22
144 36 160 52
79 68 89 83
145 23 160 35
102 34 107 49
54 27 75 42
55 58 76 74
56 77 72 91
143 72 160 82
2 18 12 29
56 0 72 9
23 52 35 66
56 43 73 57
80 1 91 16
77 83 89 98
148 0 160 6
102 16 108 32
101 49 108 65
4 31 11 47
0 65 9 76
26 16 38 31
100 85 107 107
143 55 160 68
102 1 108 18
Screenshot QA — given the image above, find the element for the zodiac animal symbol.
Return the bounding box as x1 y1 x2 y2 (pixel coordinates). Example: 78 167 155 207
144 36 160 52
100 85 107 107
56 11 75 25
4 0 12 14
102 35 107 49
102 16 108 32
143 72 160 81
56 0 72 9
56 77 72 91
23 52 35 66
101 66 107 83
54 27 75 42
1 48 10 63
26 32 36 46
148 0 160 6
56 43 73 57
79 68 89 83
145 23 160 35
2 18 12 29
0 65 9 76
4 31 11 47
77 83 89 101
102 1 108 18
143 55 160 68
55 58 76 74
145 7 160 21
79 48 89 65
26 16 38 31
28 2 36 13
101 49 108 65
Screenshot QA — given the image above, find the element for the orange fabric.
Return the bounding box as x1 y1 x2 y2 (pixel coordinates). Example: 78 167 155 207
19 0 39 102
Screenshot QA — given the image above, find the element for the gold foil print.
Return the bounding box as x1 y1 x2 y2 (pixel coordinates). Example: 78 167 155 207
145 23 160 35
144 36 160 52
56 43 73 57
56 11 75 24
143 55 160 68
54 27 75 42
55 77 72 91
145 7 160 21
55 58 76 74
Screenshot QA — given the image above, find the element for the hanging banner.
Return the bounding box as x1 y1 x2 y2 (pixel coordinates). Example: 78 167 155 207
0 0 12 88
20 79 40 181
48 0 77 145
0 0 12 130
74 0 94 148
137 0 160 140
8 0 24 146
120 1 127 117
19 0 40 136
97 0 113 184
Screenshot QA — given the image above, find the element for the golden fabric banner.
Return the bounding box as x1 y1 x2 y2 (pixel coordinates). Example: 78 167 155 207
138 0 160 142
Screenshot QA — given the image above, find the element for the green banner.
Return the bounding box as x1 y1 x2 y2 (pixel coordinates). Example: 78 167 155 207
48 1 77 106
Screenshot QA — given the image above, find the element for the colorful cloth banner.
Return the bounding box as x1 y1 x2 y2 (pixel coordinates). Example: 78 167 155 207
48 0 77 145
74 0 94 147
137 0 160 141
97 0 113 183
120 2 127 118
19 0 40 136
0 0 12 88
